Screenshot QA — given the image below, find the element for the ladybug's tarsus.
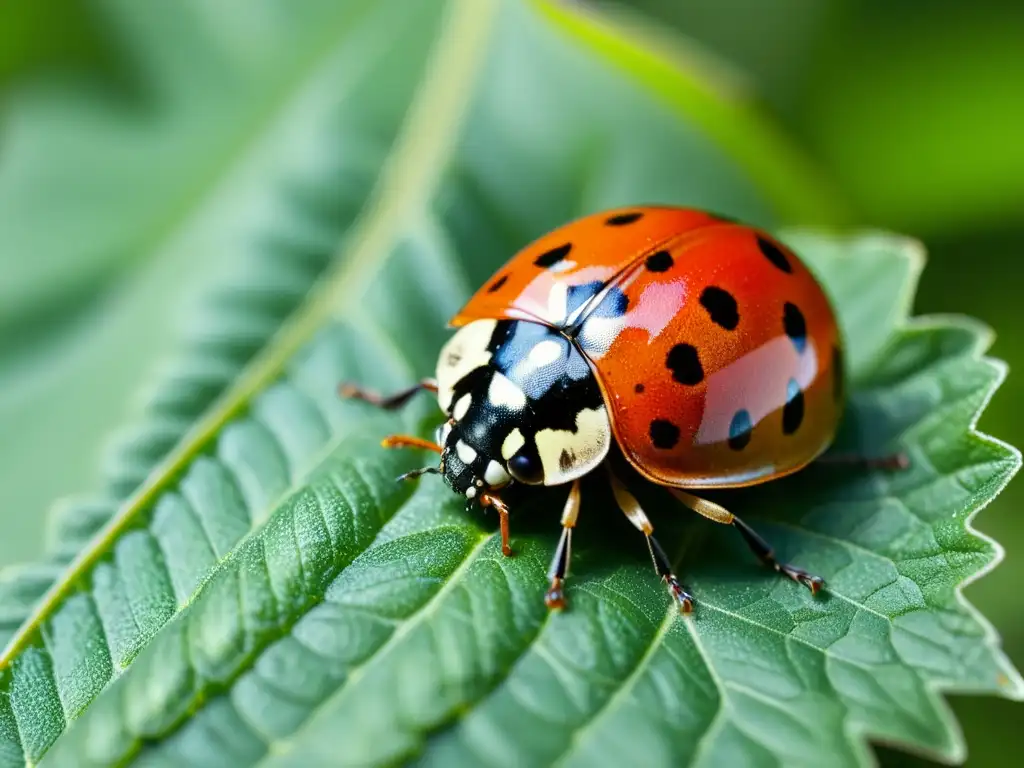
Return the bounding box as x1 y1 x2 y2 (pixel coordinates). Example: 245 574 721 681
339 378 438 410
544 578 567 610
671 489 825 597
665 576 694 614
730 515 825 597
395 466 440 482
607 466 696 613
647 534 695 614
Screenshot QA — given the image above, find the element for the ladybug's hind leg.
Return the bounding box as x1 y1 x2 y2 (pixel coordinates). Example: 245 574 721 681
815 452 909 471
338 378 438 410
607 467 694 614
670 490 824 595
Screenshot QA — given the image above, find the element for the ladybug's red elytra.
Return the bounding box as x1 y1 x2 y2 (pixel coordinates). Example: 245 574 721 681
341 205 901 612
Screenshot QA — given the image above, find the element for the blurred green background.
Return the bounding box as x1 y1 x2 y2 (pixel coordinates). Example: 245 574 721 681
0 0 1020 764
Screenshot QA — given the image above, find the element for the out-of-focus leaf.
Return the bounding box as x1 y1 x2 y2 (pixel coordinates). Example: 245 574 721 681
0 0 441 549
0 0 106 87
787 2 1024 235
588 0 835 115
601 0 1024 236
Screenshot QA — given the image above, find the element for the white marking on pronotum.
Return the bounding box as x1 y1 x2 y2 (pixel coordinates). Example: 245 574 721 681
502 429 526 460
526 339 562 369
456 440 477 464
453 394 472 421
534 406 612 485
484 461 511 487
465 486 477 499
488 373 527 409
435 319 497 411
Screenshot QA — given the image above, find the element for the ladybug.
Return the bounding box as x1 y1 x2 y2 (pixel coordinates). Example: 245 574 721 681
341 205 896 613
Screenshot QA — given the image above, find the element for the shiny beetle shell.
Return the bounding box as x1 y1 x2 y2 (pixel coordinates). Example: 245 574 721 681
449 205 844 489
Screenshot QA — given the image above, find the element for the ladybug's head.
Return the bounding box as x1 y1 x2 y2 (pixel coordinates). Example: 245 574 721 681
434 417 515 500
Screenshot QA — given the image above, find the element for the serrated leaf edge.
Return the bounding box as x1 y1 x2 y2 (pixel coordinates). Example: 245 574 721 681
789 228 1024 765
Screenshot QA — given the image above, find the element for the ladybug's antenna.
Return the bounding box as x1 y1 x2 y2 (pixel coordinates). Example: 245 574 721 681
396 466 440 482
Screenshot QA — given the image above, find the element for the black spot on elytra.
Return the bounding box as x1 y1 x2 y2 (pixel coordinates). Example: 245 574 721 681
700 286 739 330
782 379 804 434
488 274 508 293
728 409 752 451
649 419 680 449
606 211 643 226
832 345 844 402
534 243 572 269
757 236 793 274
645 250 674 272
783 302 807 353
666 343 703 385
634 383 645 394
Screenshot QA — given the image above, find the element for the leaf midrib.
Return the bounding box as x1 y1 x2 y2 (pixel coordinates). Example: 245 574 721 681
0 0 499 669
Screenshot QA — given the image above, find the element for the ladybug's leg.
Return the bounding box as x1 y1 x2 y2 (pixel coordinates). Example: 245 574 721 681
815 452 909 471
608 468 694 614
338 378 438 410
479 493 514 557
670 490 824 595
544 479 581 610
381 435 442 453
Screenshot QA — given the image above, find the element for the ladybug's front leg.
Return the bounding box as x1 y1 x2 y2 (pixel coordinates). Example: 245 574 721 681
670 490 824 595
479 493 514 557
338 378 438 410
607 467 694 614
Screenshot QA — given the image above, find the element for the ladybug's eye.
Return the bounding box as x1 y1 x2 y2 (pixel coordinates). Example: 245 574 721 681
507 451 544 485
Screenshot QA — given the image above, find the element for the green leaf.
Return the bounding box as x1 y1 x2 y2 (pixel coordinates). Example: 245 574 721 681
0 0 1018 766
796 2 1024 236
0 0 441 548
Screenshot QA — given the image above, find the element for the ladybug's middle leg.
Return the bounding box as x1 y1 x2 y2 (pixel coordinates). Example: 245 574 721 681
543 479 581 610
338 378 438 410
607 467 694 614
670 490 824 595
